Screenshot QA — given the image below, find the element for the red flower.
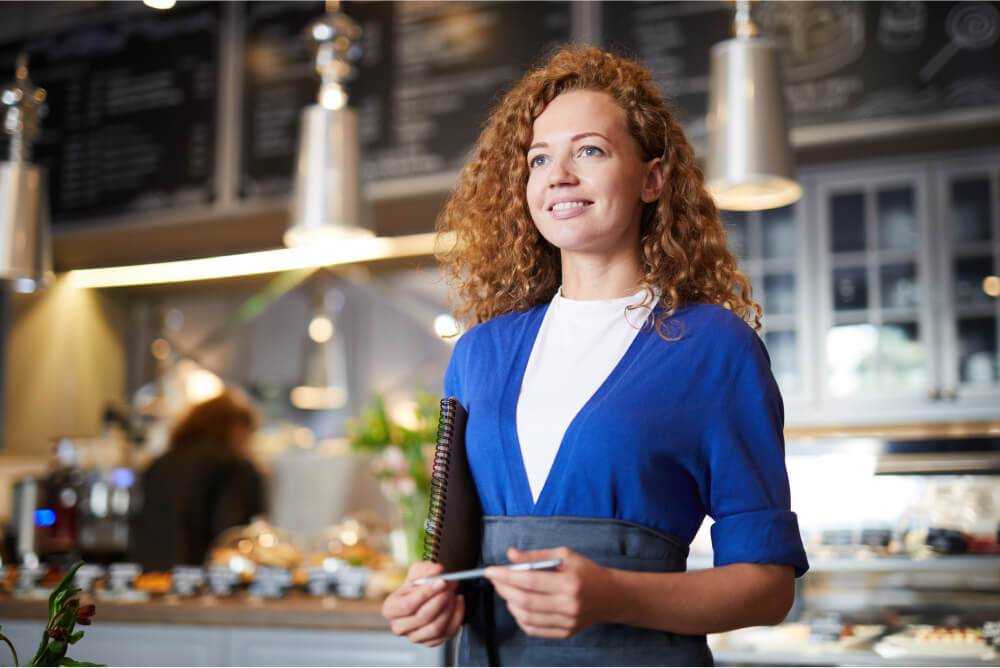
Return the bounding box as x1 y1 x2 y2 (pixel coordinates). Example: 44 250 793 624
75 604 96 626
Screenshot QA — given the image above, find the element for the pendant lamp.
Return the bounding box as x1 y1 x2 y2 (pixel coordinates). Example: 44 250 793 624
705 1 801 212
0 54 52 292
284 1 371 248
291 285 349 410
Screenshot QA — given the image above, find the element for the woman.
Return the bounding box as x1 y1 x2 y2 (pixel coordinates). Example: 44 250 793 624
382 46 808 666
130 389 265 571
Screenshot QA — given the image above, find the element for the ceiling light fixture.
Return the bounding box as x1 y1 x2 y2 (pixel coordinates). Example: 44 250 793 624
705 0 801 211
66 231 446 288
284 1 370 248
0 54 52 292
291 284 349 411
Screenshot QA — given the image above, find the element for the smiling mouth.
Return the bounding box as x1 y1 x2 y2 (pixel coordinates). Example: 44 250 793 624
548 200 593 212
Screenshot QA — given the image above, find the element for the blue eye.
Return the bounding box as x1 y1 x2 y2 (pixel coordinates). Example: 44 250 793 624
580 145 605 157
528 155 548 168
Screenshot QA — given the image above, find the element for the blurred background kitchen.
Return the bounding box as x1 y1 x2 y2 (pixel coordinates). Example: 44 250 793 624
0 1 998 666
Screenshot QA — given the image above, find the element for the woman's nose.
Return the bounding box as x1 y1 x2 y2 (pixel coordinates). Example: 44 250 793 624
547 156 578 187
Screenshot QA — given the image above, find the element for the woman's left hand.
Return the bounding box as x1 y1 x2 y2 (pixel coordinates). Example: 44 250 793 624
485 546 616 639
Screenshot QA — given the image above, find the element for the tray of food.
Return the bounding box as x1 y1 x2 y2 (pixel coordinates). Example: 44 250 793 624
873 625 995 660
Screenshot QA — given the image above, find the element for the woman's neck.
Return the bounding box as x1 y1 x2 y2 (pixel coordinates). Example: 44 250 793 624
559 250 643 301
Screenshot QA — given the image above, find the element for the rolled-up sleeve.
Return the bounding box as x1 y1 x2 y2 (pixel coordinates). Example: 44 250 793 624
703 334 809 577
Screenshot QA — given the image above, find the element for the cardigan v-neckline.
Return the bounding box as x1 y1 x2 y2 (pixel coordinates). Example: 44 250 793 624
499 302 651 515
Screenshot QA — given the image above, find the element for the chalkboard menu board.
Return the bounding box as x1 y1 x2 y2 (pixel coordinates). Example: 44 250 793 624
0 4 221 227
0 3 221 228
241 1 572 199
603 1 1000 145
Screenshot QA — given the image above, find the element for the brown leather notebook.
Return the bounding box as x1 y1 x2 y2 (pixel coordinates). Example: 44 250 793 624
423 397 482 572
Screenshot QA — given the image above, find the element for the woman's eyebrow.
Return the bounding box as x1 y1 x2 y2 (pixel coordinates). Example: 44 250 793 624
528 132 611 152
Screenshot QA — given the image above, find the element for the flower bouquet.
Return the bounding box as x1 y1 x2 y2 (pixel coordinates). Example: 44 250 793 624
348 392 440 564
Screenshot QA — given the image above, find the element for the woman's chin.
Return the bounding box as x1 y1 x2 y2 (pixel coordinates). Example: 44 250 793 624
547 237 619 256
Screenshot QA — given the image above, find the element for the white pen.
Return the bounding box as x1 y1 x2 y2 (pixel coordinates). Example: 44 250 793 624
414 558 562 585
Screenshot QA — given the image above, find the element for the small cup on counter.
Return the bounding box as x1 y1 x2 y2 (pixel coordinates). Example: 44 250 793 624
206 565 240 596
248 567 293 599
170 566 205 597
74 564 105 594
335 565 370 600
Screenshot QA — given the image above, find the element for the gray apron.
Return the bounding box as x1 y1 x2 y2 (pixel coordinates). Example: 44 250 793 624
457 516 714 666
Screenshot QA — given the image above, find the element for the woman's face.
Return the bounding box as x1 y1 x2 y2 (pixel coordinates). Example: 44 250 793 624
526 90 662 256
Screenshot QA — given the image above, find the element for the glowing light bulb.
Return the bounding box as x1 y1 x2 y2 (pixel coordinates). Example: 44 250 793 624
308 315 334 343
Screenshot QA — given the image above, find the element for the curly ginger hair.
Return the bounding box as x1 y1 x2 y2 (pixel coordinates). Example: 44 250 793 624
435 46 761 336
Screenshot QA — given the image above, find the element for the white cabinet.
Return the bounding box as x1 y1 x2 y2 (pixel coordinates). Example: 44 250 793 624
724 204 811 403
0 619 444 667
729 149 1000 427
813 166 938 406
935 155 1000 401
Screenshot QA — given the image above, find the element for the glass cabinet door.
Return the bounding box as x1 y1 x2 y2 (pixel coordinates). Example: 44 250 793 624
938 164 1000 396
722 204 804 398
817 172 934 401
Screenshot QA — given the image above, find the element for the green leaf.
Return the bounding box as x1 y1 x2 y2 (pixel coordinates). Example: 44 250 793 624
0 631 20 667
59 658 105 667
33 639 67 667
47 563 84 623
31 629 49 666
67 631 84 645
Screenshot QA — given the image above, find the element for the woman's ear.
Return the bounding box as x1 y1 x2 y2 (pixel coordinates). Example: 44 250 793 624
640 158 665 204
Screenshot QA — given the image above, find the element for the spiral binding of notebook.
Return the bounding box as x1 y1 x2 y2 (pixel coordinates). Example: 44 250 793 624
421 396 479 570
423 397 456 562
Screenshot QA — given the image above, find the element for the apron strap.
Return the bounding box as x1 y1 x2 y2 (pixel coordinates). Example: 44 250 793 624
484 582 500 666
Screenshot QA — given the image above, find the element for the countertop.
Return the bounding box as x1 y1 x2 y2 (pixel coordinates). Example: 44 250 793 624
0 593 390 631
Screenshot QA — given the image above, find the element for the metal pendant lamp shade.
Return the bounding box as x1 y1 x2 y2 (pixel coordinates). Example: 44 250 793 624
285 105 369 247
291 288 349 411
705 3 801 212
0 162 52 291
1 54 52 292
284 4 371 248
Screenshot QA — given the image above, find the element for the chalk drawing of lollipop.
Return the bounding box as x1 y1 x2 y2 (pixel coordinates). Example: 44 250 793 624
920 2 999 81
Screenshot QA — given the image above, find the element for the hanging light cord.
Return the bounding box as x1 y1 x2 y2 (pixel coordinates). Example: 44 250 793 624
734 0 758 38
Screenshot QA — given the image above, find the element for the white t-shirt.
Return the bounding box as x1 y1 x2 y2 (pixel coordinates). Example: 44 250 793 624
516 286 653 502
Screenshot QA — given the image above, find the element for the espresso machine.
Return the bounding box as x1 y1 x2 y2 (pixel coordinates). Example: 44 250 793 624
6 438 138 565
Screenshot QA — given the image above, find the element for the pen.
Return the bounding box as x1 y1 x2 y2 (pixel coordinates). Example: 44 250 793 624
414 558 562 585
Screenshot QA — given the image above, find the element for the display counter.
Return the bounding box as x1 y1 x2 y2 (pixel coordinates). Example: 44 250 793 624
0 594 444 667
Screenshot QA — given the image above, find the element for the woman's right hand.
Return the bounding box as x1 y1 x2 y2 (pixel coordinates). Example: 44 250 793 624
382 561 465 647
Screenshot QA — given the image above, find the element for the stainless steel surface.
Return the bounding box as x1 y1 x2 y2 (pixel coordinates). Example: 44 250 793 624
0 55 51 286
0 162 51 286
706 30 801 211
11 477 38 562
284 3 368 247
286 105 370 247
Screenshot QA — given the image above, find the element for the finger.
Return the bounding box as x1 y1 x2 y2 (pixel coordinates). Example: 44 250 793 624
406 561 445 583
391 562 445 600
391 590 452 637
383 578 448 619
507 546 569 564
418 593 466 647
518 622 571 639
492 582 575 615
486 567 573 594
407 594 458 644
443 593 465 638
507 602 573 631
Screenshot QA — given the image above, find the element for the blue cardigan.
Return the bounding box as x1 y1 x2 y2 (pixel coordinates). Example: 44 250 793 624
444 301 809 577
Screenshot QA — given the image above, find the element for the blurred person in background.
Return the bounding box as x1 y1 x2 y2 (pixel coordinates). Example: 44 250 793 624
129 388 265 571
